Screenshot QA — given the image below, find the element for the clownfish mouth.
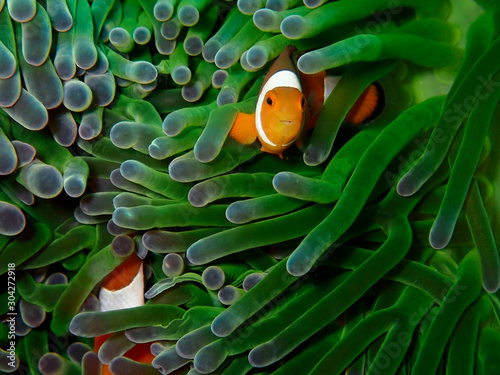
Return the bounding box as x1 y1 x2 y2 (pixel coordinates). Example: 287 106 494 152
279 120 295 125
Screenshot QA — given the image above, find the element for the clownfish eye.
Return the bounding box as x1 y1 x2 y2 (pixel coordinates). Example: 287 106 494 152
266 97 273 105
300 97 306 109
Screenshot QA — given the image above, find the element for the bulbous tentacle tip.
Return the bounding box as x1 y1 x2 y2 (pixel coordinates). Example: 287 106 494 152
161 19 181 40
188 186 209 207
286 257 309 277
303 148 324 167
210 316 232 338
193 342 227 374
154 1 174 22
20 299 46 328
55 57 76 81
225 203 251 224
82 352 101 374
109 27 130 45
8 4 36 23
78 124 99 141
112 235 135 257
483 277 500 294
110 125 136 150
27 164 64 199
163 113 185 137
297 52 323 75
155 36 176 55
74 45 98 71
202 40 222 63
280 15 307 39
193 142 218 163
246 46 268 69
133 27 151 45
66 342 91 364
212 70 229 88
184 37 203 56
248 344 276 368
0 151 17 176
218 285 245 305
162 253 184 277
214 48 238 70
119 160 142 181
304 0 325 8
63 80 93 112
11 140 35 168
242 272 265 291
51 14 73 33
202 266 225 290
0 201 25 236
265 0 287 11
38 353 64 375
0 51 16 80
217 87 237 106
253 9 277 31
179 5 199 26
174 339 193 360
185 245 201 266
148 143 162 159
238 0 262 15
396 175 419 197
429 226 451 250
172 66 192 85
132 61 158 84
182 82 203 102
272 172 295 194
167 160 184 182
63 177 85 198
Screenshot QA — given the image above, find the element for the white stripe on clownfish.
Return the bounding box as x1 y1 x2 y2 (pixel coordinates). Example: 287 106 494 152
94 256 154 375
229 46 381 158
255 69 302 147
98 263 144 312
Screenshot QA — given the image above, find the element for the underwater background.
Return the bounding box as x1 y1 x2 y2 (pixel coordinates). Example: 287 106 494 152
1 0 500 373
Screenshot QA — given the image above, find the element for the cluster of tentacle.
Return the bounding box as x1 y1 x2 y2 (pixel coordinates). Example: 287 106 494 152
1 0 500 374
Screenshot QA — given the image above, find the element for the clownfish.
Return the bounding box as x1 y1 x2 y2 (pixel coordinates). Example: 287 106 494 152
229 46 381 158
94 254 154 375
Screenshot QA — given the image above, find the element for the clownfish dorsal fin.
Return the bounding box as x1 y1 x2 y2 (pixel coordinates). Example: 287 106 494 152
305 90 323 130
262 45 299 84
229 112 257 144
300 70 326 107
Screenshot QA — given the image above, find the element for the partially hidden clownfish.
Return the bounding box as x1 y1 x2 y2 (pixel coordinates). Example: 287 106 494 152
94 254 154 375
229 45 381 158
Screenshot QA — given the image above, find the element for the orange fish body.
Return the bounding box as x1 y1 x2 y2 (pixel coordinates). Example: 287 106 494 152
230 46 380 158
94 254 154 375
230 46 309 158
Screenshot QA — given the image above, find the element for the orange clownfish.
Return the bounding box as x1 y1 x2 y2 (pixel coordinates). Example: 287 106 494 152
94 254 155 375
229 46 381 158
